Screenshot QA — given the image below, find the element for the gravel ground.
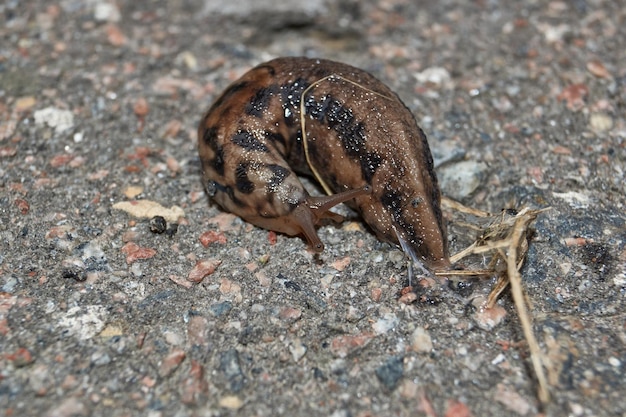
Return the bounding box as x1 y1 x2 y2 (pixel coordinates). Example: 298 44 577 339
1 1 625 416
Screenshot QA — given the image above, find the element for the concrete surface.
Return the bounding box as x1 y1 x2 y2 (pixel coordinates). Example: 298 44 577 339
1 0 625 416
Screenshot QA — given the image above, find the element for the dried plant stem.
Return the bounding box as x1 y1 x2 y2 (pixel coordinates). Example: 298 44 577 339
504 215 551 404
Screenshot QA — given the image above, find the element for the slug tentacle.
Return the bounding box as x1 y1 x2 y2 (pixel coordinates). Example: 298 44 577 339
198 57 450 270
287 184 372 252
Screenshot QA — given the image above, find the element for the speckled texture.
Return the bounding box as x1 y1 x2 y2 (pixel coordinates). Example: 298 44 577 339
1 1 625 417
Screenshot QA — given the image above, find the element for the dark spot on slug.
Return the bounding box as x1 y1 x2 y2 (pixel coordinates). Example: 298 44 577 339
213 146 225 176
380 188 404 219
202 126 218 147
264 131 286 147
245 85 278 117
266 164 291 192
280 77 310 126
201 126 225 176
231 130 269 152
380 187 421 246
360 151 383 183
235 163 255 194
305 95 383 182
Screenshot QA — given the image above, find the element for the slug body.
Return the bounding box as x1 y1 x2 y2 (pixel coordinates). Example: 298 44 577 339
198 57 449 269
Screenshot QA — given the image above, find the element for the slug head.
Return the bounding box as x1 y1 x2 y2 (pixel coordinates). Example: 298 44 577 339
246 185 371 252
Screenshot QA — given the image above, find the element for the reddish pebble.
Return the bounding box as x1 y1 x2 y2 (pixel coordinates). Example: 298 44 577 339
162 119 182 138
180 360 207 405
199 230 227 247
279 307 302 321
168 274 193 289
141 376 156 388
187 315 209 348
330 333 374 358
106 24 126 46
159 349 187 377
6 347 34 367
14 198 30 214
0 146 17 157
399 292 417 304
557 83 588 111
330 256 351 271
50 153 75 168
133 97 149 117
586 60 611 79
121 242 157 264
268 230 277 246
552 145 572 155
473 304 507 331
187 259 221 283
444 400 472 417
371 287 383 302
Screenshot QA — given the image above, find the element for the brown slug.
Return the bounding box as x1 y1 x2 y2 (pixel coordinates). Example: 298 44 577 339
198 57 450 270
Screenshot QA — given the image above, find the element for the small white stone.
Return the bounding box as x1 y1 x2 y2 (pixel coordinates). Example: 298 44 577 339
57 305 108 340
94 2 121 22
372 312 399 335
33 107 74 134
410 327 433 353
491 353 506 365
289 339 307 362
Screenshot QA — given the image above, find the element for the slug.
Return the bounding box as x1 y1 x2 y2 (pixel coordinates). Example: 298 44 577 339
198 57 450 270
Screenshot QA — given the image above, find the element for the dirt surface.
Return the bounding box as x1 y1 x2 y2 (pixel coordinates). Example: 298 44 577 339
1 1 625 416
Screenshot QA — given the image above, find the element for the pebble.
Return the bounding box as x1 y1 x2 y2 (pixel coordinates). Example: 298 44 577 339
1 275 19 293
187 259 222 283
29 364 53 395
289 339 307 362
372 312 399 335
121 242 157 265
93 1 121 22
472 300 507 331
199 230 227 246
589 113 613 132
90 350 111 366
123 185 143 198
494 383 533 415
219 348 246 393
438 160 488 200
375 356 404 391
346 306 364 322
57 305 108 340
180 360 207 405
410 327 433 353
43 397 87 417
163 330 184 346
186 315 209 349
219 395 243 410
202 0 324 24
159 349 186 377
209 301 233 317
112 200 185 223
33 107 74 134
330 333 374 358
414 67 452 89
279 306 302 322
